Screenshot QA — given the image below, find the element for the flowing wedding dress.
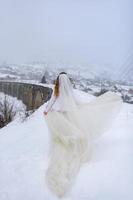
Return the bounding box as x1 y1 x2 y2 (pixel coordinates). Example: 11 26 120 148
44 74 122 198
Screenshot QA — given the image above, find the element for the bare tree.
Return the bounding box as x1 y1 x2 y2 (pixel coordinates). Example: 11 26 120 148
0 95 16 128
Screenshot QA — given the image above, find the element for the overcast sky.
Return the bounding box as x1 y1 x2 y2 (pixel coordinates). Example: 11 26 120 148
0 0 132 68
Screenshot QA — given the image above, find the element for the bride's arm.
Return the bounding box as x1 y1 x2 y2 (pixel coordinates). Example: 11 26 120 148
43 92 57 115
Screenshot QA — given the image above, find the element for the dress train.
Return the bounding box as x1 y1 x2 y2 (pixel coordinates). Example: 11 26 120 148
44 91 122 197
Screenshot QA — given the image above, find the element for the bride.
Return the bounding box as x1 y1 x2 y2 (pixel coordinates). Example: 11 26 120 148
43 72 122 198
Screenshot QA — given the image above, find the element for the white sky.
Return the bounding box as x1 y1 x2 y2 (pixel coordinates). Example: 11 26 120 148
0 0 132 68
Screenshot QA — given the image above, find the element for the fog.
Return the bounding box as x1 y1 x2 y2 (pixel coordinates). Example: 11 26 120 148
0 0 132 68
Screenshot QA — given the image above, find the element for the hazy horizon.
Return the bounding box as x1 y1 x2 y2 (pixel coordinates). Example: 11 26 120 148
0 0 132 70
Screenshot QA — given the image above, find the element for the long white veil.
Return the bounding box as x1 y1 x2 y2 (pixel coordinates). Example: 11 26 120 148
54 73 78 112
58 73 122 140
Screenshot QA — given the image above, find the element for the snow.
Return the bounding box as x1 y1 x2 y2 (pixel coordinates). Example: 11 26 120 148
0 90 133 200
71 103 133 200
0 92 26 120
1 63 133 85
0 73 16 78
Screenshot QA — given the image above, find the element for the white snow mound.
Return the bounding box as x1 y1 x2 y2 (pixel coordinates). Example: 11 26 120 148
0 90 133 200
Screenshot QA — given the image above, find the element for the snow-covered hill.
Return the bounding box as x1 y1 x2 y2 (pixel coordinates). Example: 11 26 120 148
0 90 133 200
0 63 133 84
0 63 133 104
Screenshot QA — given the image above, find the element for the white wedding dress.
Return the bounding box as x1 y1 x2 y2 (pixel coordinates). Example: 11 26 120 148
44 74 122 198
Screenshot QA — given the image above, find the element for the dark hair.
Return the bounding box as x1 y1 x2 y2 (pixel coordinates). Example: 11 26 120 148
54 72 67 97
59 72 67 75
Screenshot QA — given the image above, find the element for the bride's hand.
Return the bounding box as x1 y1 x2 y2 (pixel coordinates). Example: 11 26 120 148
43 111 47 115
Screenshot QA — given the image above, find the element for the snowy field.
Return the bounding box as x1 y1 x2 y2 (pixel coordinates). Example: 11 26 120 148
0 90 133 200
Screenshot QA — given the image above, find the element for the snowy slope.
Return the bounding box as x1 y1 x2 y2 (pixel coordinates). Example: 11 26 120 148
0 90 133 200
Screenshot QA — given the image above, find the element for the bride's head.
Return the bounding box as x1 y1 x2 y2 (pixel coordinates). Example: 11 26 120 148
54 72 69 97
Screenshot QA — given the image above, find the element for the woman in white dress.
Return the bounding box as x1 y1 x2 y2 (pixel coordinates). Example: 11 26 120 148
43 72 122 198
